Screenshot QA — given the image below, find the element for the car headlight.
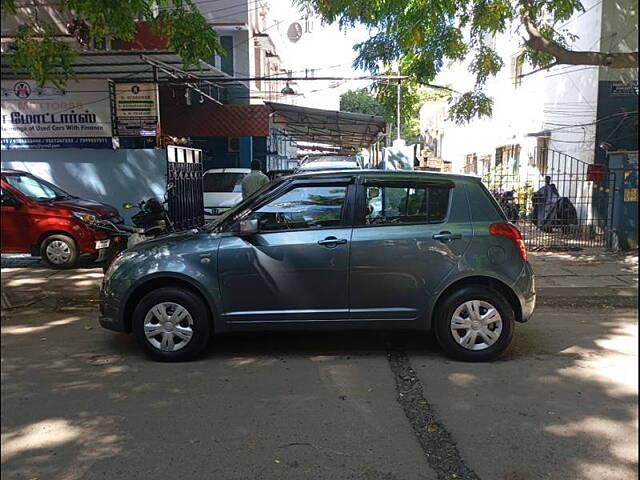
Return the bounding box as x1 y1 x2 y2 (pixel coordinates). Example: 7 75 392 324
72 210 98 224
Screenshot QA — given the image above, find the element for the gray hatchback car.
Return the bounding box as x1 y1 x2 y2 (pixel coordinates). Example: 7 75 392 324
99 170 535 362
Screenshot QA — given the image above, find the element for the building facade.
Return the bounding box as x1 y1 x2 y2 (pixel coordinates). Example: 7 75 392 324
419 0 638 176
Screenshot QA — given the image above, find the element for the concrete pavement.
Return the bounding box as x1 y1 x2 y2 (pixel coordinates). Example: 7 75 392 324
529 250 638 307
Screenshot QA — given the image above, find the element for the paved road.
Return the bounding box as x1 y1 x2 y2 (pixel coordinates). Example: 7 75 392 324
1 263 638 480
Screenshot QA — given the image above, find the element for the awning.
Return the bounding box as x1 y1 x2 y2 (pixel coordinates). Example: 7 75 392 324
0 49 233 82
267 102 386 154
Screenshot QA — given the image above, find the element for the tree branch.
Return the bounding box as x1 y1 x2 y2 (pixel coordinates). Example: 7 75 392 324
523 16 639 68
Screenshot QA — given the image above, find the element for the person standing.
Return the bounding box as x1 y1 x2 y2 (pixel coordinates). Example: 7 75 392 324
241 160 270 199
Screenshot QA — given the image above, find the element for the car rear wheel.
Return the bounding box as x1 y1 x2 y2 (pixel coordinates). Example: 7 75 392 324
40 234 78 268
434 286 514 362
132 287 211 362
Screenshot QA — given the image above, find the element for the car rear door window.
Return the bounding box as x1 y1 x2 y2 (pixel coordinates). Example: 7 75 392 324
253 185 347 231
364 184 450 225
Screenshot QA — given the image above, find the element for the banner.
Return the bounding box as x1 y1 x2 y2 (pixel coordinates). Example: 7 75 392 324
1 79 113 149
113 83 159 137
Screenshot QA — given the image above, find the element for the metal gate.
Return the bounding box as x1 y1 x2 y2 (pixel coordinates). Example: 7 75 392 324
166 145 205 231
483 148 616 250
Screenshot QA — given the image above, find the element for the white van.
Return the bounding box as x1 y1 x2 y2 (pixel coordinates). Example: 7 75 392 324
203 168 250 219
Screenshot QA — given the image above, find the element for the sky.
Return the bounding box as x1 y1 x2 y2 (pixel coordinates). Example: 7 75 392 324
268 1 373 110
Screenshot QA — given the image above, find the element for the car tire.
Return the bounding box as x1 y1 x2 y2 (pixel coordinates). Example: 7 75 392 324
132 287 211 362
40 234 79 269
434 285 514 362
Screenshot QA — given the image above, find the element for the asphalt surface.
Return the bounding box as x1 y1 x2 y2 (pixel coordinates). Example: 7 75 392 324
1 262 638 480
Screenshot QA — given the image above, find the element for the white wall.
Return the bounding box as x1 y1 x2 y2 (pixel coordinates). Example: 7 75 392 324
1 149 167 222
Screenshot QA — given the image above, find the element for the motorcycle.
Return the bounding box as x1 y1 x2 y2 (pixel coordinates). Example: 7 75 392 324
492 188 520 222
94 194 175 271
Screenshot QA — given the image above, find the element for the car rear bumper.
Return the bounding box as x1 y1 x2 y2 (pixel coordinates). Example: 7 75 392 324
515 261 536 322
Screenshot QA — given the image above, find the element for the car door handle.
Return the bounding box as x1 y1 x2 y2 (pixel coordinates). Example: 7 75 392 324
433 231 462 242
317 236 348 247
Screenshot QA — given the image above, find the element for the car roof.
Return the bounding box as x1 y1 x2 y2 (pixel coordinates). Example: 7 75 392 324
289 169 481 182
0 168 28 175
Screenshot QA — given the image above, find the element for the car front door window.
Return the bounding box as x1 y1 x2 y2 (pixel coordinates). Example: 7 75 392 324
251 185 347 231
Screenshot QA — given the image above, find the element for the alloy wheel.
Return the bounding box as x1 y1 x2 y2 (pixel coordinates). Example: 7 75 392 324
143 302 194 352
450 300 503 351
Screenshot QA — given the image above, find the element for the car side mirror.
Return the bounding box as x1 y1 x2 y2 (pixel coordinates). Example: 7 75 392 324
239 218 258 236
1 194 20 208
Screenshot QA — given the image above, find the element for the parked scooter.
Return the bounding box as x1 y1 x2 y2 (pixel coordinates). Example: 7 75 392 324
94 192 175 271
532 177 578 233
492 188 520 222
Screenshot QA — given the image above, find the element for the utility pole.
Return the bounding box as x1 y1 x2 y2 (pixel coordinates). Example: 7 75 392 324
396 78 401 141
395 58 401 142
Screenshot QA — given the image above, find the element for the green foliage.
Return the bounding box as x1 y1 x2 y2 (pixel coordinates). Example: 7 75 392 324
339 88 385 117
447 90 493 124
300 0 590 123
469 45 504 86
8 26 77 88
1 0 16 13
2 0 223 86
521 24 578 68
341 81 449 142
156 3 224 68
374 78 428 141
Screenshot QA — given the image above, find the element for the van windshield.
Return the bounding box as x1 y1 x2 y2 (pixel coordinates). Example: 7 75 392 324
2 173 72 201
203 172 247 193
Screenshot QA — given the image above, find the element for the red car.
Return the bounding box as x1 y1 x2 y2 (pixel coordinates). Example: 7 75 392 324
1 169 122 268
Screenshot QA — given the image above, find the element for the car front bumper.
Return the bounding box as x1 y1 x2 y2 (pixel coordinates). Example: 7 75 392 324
98 286 126 332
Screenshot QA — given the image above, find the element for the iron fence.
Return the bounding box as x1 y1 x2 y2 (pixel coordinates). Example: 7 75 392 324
482 148 616 249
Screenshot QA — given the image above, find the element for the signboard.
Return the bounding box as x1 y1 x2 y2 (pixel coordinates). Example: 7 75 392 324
114 83 159 137
1 79 112 149
611 82 638 96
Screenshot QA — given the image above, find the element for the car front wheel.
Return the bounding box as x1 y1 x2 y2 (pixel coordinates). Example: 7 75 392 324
132 287 211 361
434 286 515 362
40 234 78 268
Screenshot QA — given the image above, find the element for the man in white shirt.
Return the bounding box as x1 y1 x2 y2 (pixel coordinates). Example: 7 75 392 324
241 160 270 199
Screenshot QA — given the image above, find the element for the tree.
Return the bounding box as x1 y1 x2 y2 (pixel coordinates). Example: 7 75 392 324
340 88 385 117
300 0 639 123
1 0 223 87
341 83 449 142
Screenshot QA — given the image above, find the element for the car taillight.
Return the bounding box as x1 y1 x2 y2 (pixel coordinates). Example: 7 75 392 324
489 222 528 261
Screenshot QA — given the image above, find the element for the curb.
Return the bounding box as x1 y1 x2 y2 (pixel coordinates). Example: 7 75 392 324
536 287 638 308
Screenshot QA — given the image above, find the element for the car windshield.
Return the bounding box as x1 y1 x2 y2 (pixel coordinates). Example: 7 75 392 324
2 173 72 201
203 172 247 193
